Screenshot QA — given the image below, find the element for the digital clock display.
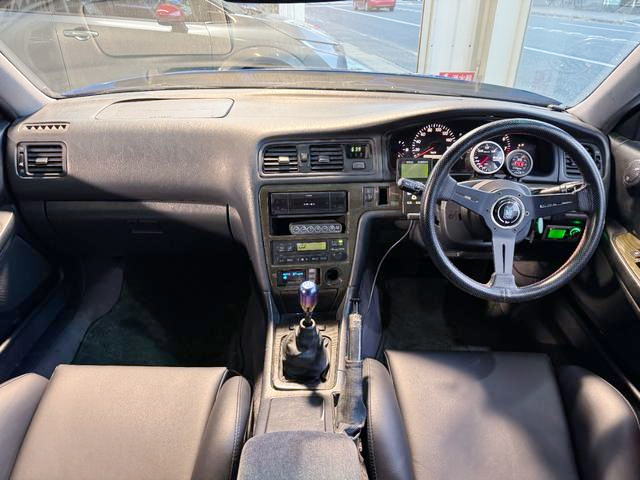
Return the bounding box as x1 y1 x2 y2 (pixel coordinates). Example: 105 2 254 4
296 241 327 252
347 144 369 159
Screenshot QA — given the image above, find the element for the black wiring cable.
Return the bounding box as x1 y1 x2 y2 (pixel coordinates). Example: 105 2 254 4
362 220 415 319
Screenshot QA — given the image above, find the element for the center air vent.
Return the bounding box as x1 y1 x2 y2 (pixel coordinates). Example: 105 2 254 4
17 143 67 178
309 144 344 172
565 143 602 177
262 145 299 174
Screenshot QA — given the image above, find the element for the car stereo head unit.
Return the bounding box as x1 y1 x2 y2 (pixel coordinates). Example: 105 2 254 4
270 191 347 216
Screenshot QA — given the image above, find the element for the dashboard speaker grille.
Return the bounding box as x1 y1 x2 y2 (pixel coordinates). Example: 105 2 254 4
21 143 66 177
309 144 344 172
565 143 602 177
24 123 69 132
262 145 299 174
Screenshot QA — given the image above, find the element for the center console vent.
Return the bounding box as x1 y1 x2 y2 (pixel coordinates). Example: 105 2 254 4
564 143 603 177
310 144 344 172
263 144 299 173
17 142 67 178
261 140 373 175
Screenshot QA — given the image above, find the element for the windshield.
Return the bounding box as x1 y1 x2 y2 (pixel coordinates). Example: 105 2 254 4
0 0 638 104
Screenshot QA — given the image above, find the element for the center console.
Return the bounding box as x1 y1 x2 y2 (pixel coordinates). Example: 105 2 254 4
261 186 356 313
237 431 362 480
261 184 400 307
256 182 399 439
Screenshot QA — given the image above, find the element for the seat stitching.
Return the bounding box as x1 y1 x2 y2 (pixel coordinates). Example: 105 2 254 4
227 378 243 480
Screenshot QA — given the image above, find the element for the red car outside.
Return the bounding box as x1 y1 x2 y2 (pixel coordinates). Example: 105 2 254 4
353 0 396 12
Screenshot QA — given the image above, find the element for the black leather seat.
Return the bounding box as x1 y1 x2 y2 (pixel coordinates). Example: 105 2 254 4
1 365 251 480
363 351 640 480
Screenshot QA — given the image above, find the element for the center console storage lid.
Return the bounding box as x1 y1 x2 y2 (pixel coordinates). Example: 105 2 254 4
237 431 362 480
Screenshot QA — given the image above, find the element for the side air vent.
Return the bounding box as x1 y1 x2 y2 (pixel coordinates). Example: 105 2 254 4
565 143 602 177
262 145 299 174
24 123 69 132
17 143 67 178
310 144 344 172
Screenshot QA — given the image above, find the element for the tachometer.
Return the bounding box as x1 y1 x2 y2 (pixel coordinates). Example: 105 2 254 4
470 141 505 175
505 149 533 177
411 123 456 158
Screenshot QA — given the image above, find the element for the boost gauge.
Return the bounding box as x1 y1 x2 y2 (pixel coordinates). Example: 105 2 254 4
470 141 505 175
506 149 534 177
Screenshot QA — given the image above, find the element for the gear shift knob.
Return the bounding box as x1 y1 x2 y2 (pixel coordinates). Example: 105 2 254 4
299 280 319 318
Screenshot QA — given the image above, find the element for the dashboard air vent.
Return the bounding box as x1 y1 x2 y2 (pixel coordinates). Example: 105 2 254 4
310 144 344 172
262 145 299 174
565 144 602 177
20 143 66 177
24 123 68 132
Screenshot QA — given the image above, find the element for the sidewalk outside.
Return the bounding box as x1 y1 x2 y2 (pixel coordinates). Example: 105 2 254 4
532 3 640 24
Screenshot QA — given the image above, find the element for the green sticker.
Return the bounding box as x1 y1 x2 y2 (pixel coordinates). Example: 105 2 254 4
547 228 567 240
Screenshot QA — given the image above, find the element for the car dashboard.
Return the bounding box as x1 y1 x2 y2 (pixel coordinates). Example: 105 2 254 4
4 89 610 313
388 117 602 182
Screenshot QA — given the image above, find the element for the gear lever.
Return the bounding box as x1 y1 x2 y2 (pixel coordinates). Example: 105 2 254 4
299 280 319 328
281 281 330 382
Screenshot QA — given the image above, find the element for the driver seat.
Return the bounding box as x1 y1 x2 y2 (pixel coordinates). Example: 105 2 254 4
363 351 640 480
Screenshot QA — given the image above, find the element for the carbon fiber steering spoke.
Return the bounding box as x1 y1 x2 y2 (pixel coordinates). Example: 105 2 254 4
439 176 494 216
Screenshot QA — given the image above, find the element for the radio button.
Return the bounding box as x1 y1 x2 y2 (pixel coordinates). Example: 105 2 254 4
333 251 347 261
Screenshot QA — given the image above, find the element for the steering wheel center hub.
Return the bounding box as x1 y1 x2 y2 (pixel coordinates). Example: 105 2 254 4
491 195 525 229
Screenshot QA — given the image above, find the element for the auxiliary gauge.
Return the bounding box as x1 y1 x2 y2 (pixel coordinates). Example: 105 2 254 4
470 141 505 175
505 149 534 178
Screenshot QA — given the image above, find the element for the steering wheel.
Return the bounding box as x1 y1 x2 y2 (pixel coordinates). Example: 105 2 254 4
417 118 606 303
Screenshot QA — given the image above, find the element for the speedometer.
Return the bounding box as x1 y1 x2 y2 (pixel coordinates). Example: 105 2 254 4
470 141 505 175
411 123 456 158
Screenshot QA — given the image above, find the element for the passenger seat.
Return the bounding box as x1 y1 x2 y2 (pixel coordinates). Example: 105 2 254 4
0 365 251 480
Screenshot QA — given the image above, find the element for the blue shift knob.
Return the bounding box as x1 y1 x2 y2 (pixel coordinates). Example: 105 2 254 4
299 280 318 316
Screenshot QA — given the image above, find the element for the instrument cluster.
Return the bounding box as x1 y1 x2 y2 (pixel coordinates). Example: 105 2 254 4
390 120 546 180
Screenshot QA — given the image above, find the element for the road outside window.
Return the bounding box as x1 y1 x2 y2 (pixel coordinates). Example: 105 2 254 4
0 0 638 104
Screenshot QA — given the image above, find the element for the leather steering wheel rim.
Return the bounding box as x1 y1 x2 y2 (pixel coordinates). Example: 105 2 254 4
420 118 606 303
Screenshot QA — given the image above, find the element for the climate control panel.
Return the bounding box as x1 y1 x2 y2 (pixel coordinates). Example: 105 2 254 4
272 239 348 265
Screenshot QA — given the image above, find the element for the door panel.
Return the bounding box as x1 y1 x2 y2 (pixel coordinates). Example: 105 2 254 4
0 11 70 92
610 134 640 235
0 120 60 374
54 0 231 90
603 134 640 314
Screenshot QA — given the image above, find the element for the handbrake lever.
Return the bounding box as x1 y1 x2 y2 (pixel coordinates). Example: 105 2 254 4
335 299 366 438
